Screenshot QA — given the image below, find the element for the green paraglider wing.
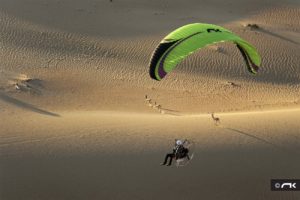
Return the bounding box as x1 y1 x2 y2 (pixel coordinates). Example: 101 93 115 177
149 23 261 81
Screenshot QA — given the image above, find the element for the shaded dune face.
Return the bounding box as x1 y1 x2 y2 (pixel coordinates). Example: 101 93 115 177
1 111 300 200
0 0 294 38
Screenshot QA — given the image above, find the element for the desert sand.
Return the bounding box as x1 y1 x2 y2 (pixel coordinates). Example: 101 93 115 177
0 0 300 199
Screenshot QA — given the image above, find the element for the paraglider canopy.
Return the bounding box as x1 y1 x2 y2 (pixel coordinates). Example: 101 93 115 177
149 23 261 81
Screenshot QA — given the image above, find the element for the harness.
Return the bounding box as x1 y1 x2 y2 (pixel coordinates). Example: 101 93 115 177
174 145 189 159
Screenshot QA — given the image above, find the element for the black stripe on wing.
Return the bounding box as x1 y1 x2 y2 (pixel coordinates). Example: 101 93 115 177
236 44 259 74
149 40 179 80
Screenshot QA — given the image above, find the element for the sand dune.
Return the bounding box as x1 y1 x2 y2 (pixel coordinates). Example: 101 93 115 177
1 4 299 113
0 0 300 199
1 110 300 199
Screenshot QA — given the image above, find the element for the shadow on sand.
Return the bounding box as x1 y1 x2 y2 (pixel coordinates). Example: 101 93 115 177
0 92 60 117
224 127 300 156
258 28 300 45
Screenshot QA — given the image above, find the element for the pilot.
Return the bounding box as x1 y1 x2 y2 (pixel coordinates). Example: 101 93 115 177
160 139 189 166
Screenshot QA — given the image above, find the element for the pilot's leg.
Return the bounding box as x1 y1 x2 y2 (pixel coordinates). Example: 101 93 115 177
161 153 173 165
167 154 174 166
